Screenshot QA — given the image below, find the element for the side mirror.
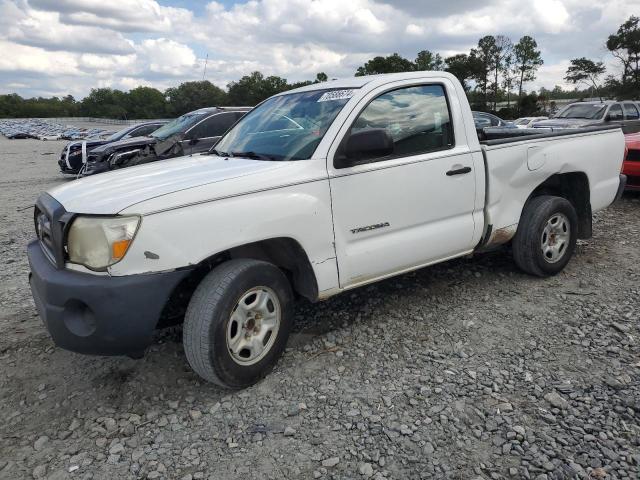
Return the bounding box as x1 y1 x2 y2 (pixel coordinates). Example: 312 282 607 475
604 114 611 122
336 129 394 168
189 137 199 145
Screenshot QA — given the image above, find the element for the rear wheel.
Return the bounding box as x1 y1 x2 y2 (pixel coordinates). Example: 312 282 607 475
183 259 294 388
512 195 578 277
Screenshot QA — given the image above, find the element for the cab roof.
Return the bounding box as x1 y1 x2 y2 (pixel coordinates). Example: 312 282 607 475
280 71 459 95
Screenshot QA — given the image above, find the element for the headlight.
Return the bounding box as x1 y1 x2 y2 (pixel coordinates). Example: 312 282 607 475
67 216 140 270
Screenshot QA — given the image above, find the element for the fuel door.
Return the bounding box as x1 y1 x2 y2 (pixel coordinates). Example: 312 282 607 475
527 145 547 171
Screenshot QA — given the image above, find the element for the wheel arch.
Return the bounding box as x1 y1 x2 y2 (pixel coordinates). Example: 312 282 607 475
526 171 592 239
157 237 319 327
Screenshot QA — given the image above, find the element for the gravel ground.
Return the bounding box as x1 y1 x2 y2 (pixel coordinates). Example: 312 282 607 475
0 136 638 480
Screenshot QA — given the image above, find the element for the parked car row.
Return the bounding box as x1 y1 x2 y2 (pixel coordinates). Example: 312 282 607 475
55 106 250 176
59 121 167 174
532 100 640 133
82 107 250 176
0 119 116 140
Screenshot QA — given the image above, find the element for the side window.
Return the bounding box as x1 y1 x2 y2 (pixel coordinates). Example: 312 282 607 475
132 124 161 136
189 113 237 139
608 104 624 121
623 103 639 120
347 84 453 163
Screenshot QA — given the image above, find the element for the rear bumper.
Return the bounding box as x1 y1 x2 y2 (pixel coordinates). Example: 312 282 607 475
28 240 192 356
615 174 627 200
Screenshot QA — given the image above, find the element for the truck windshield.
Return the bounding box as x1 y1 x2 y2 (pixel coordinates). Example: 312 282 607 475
152 112 208 140
556 104 607 120
213 89 356 161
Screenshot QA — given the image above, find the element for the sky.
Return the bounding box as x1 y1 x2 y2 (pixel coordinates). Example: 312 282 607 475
0 0 637 99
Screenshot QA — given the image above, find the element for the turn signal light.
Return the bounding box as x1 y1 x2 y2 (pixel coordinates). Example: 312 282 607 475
112 239 131 260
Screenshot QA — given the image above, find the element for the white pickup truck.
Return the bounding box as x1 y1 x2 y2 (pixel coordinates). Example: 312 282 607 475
28 72 626 388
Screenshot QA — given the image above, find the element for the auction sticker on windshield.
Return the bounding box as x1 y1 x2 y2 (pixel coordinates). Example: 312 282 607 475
317 90 355 102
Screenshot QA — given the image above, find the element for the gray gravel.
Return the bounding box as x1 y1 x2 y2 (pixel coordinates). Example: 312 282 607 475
0 136 639 479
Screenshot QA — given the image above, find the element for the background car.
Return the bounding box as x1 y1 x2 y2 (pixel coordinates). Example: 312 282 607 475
513 116 548 128
534 100 640 134
623 132 640 191
472 111 515 129
59 121 167 175
83 106 251 176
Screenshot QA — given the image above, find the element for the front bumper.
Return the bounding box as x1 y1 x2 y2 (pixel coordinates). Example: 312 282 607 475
82 161 110 176
28 240 192 356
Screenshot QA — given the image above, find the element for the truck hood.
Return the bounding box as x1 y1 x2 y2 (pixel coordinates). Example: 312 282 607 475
48 155 298 215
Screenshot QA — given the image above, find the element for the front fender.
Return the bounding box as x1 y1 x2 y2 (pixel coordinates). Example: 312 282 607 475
109 179 339 294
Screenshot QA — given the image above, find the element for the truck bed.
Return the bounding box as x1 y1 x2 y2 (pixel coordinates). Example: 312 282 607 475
478 126 625 247
479 125 620 144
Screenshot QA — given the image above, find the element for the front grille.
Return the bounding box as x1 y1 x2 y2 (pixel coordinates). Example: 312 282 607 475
626 149 640 162
33 193 73 268
35 208 56 264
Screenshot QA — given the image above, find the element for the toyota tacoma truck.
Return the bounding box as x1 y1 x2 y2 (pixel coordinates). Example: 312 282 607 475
28 72 627 389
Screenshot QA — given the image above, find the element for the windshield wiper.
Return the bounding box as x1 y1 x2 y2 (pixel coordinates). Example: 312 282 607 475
230 151 278 161
210 148 230 157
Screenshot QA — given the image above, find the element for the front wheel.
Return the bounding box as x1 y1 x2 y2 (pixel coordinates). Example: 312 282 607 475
512 195 578 277
183 259 294 388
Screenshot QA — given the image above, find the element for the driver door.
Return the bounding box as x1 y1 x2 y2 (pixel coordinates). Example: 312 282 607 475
327 80 484 289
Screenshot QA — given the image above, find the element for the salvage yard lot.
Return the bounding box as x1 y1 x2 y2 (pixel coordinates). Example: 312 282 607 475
0 136 638 479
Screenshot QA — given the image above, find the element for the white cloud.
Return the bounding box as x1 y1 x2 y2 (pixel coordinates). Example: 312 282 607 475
5 7 134 54
405 24 424 36
136 38 198 76
28 0 193 33
0 0 638 98
531 0 571 34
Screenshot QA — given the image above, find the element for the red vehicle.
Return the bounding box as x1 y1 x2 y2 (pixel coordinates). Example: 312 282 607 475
624 132 640 191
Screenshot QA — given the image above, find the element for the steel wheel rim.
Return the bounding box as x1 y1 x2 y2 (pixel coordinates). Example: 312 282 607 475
541 212 570 264
226 286 281 366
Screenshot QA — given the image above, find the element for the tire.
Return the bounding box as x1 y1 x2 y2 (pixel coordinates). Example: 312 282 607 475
512 195 578 277
183 259 294 389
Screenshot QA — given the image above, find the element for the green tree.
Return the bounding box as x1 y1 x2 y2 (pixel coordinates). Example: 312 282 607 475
355 53 415 76
444 54 480 91
513 36 543 105
564 58 606 100
471 36 498 109
227 71 290 105
502 52 517 108
606 15 640 99
127 86 167 118
414 50 445 71
315 72 328 82
518 92 540 116
490 35 513 110
165 81 227 115
80 88 129 119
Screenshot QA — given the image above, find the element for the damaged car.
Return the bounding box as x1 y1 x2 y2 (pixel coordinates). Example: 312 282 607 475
59 121 167 175
82 107 251 176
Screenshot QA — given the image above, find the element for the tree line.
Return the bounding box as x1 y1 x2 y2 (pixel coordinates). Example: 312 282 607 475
1 16 637 120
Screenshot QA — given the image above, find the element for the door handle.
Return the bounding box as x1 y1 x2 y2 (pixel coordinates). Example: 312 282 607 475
446 166 472 176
